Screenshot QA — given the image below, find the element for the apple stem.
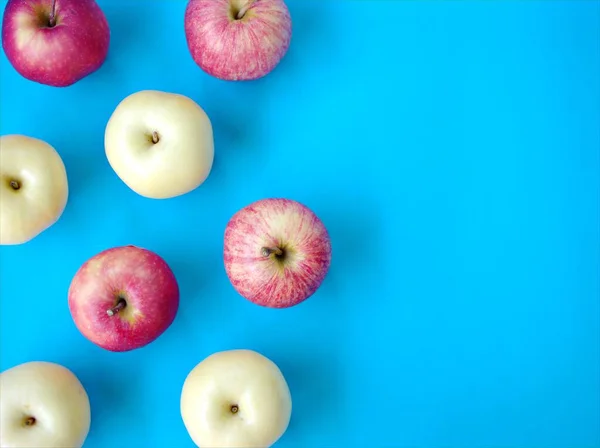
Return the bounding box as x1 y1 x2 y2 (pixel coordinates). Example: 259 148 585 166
48 0 57 27
107 299 126 316
9 180 20 190
236 1 254 20
261 247 283 257
151 131 159 144
24 417 36 426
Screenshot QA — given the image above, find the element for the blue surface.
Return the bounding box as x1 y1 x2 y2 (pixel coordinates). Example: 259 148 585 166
1 0 599 447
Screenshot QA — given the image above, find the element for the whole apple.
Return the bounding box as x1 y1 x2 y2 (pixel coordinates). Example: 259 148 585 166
1 0 110 87
105 90 214 199
68 245 180 352
224 198 332 308
181 349 292 448
0 134 68 245
0 361 91 448
184 0 292 81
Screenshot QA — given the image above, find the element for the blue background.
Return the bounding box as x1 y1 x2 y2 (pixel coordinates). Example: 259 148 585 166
1 0 599 447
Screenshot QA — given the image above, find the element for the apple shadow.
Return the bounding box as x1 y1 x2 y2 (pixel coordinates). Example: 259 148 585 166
266 0 341 81
58 353 143 441
155 244 229 337
97 2 153 74
309 193 384 303
60 150 108 201
276 348 345 443
185 83 266 188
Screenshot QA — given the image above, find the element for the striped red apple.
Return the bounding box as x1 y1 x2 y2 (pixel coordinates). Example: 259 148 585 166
224 198 332 308
184 0 292 81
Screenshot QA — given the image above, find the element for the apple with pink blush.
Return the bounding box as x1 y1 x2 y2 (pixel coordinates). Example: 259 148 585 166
68 245 180 352
224 198 332 308
184 0 292 81
1 0 110 87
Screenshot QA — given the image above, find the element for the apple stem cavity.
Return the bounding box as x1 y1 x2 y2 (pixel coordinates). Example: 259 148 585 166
151 131 159 144
107 298 127 317
261 246 283 257
23 416 36 427
235 1 254 20
48 0 57 27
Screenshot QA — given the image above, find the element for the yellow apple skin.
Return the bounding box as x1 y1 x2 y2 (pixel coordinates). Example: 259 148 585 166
0 361 91 448
104 90 214 199
180 349 292 448
0 135 69 245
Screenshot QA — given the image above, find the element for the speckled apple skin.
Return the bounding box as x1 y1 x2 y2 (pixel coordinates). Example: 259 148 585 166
224 198 332 308
184 0 291 81
1 0 110 87
68 246 179 352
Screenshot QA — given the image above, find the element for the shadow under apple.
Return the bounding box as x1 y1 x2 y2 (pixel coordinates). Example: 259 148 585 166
276 347 345 444
310 193 384 304
156 244 230 337
60 150 108 200
184 81 266 188
245 0 342 86
56 352 143 442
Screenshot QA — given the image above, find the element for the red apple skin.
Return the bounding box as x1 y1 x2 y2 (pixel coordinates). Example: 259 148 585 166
1 0 110 87
224 198 332 308
184 0 292 81
68 246 179 352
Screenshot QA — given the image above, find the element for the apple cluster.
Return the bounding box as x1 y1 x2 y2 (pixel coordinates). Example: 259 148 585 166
0 1 332 448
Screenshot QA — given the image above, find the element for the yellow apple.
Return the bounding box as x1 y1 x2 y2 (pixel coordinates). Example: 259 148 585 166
180 349 292 447
0 134 69 245
0 361 91 448
104 90 214 199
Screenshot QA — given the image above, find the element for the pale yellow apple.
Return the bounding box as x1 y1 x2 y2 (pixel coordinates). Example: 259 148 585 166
104 90 214 199
0 361 91 448
0 135 69 245
180 349 292 448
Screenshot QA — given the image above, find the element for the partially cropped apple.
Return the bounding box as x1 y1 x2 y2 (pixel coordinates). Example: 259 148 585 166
224 198 332 308
0 134 68 245
68 245 180 352
181 349 292 448
184 0 292 81
0 361 91 448
105 90 214 199
1 0 110 87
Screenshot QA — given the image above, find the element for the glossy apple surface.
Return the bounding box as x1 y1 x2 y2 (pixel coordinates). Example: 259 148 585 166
224 198 332 308
105 90 214 199
68 245 180 352
0 134 68 245
0 361 91 448
181 349 292 448
184 0 292 81
1 0 110 87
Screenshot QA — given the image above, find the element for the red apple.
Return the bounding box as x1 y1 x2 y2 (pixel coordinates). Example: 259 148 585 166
68 245 179 352
184 0 292 81
223 198 332 308
1 0 110 87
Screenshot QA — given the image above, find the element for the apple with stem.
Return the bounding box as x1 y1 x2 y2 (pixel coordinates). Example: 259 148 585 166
0 134 69 245
68 245 180 352
184 0 292 81
223 198 332 308
0 361 91 448
105 90 214 199
180 349 292 448
1 0 110 87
